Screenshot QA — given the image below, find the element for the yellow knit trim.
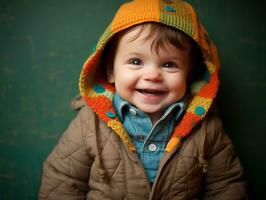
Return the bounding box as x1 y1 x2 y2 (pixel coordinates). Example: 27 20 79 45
107 119 136 152
87 88 113 101
97 25 112 50
205 60 217 74
165 137 181 152
79 53 96 96
187 96 212 115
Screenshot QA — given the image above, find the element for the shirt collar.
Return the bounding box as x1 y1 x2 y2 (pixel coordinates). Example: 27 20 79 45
113 92 187 122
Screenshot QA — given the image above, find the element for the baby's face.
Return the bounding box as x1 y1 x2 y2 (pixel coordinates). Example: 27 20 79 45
108 25 189 120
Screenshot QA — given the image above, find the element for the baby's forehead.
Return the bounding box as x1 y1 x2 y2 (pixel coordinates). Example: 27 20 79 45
117 23 191 56
119 23 192 49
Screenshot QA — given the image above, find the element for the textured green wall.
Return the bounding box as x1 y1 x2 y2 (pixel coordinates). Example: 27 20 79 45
0 0 265 199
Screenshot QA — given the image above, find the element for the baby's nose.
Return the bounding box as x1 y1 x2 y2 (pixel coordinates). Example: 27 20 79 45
142 69 162 82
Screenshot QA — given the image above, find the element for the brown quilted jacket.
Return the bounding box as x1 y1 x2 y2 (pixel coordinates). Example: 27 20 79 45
39 97 248 200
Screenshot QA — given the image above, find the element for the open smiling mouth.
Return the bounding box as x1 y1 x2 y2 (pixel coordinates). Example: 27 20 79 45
136 89 166 95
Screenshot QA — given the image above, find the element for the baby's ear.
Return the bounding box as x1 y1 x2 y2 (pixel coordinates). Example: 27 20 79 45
106 65 115 83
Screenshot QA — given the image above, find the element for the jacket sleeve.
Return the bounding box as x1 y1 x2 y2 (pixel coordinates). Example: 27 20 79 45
39 106 94 199
201 115 248 200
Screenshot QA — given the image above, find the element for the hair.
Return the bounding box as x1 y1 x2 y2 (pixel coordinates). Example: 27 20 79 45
101 22 205 84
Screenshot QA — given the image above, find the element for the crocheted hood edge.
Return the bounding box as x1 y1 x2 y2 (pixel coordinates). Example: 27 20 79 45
79 0 220 152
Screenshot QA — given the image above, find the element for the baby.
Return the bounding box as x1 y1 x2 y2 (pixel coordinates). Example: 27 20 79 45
39 0 248 199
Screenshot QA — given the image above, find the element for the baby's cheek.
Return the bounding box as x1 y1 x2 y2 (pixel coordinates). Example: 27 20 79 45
171 79 187 98
120 73 138 84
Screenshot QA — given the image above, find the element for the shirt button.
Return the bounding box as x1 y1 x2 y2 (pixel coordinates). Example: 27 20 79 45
148 144 157 152
129 108 137 116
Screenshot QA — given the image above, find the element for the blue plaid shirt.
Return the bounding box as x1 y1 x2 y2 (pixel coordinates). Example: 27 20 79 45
113 93 187 182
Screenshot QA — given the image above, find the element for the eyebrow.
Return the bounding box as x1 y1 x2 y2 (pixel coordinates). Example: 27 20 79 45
122 52 144 58
122 52 186 62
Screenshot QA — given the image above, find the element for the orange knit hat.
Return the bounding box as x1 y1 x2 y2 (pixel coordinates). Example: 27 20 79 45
79 0 220 152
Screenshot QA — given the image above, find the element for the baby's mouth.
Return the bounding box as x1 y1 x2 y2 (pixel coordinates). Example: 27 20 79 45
137 89 165 95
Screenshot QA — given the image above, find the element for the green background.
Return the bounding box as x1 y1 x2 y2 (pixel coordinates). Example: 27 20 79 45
0 0 265 199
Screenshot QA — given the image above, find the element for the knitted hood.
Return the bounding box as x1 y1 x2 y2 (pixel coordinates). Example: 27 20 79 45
79 0 220 152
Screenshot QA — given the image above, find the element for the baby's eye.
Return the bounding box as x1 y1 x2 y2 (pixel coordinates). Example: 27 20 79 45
162 62 180 72
129 58 142 65
162 62 177 69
